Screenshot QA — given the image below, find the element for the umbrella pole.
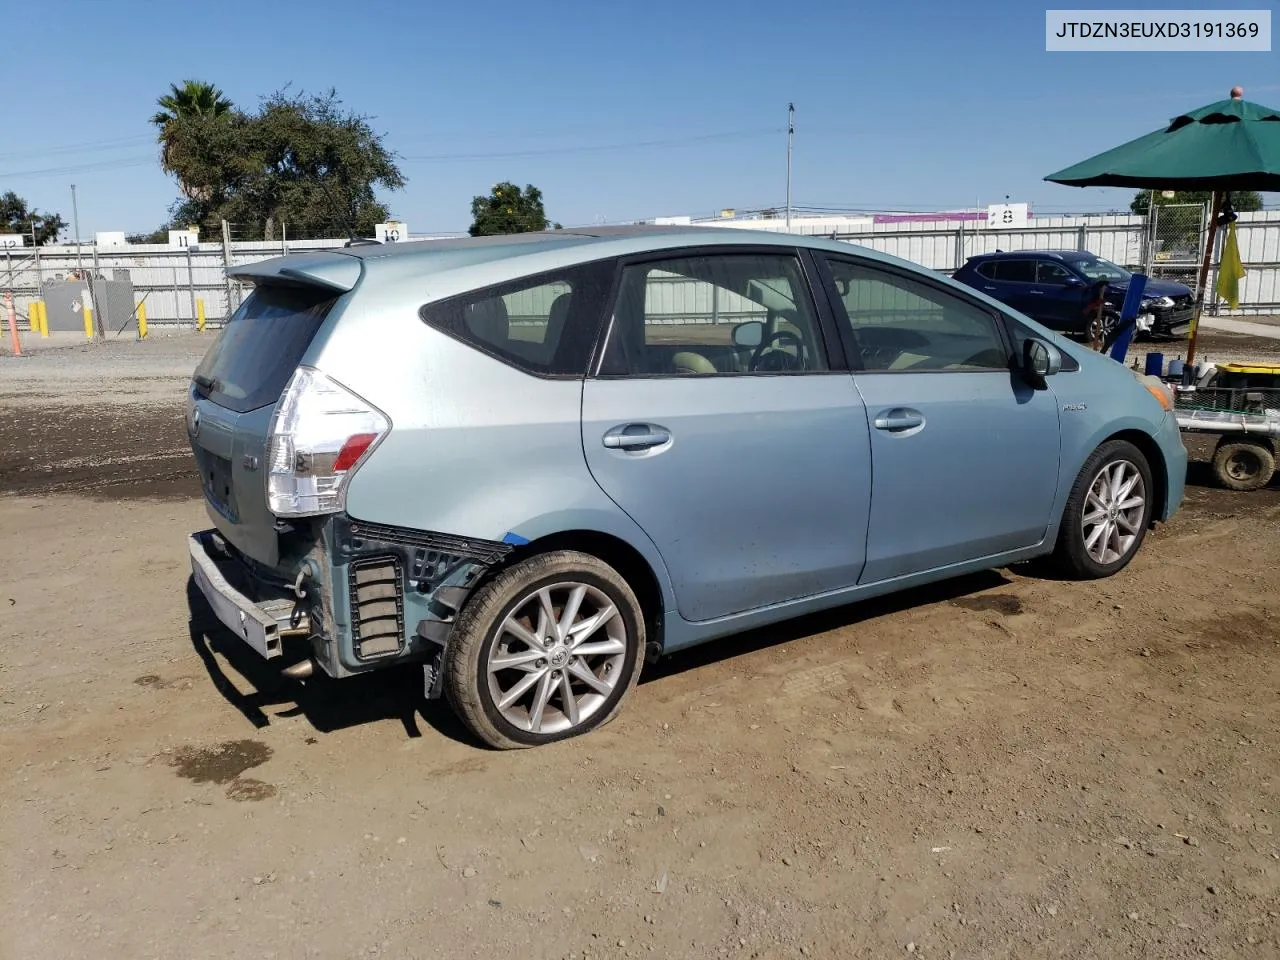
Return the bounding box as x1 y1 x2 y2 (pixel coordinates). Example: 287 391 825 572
1185 191 1223 369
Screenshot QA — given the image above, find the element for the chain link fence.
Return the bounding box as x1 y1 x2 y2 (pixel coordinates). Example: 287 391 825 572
1145 202 1208 288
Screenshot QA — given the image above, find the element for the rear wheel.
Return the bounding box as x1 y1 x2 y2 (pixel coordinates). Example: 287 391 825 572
1051 439 1154 579
444 551 645 749
1086 310 1119 344
1212 440 1275 492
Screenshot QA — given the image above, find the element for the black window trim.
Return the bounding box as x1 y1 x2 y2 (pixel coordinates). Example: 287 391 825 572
417 257 617 380
813 252 1019 375
588 243 852 380
1003 313 1082 374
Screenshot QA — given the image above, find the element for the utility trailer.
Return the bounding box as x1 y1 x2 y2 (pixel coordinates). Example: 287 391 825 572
1174 363 1280 491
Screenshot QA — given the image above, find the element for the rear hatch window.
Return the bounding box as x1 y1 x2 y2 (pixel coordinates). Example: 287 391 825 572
193 284 337 413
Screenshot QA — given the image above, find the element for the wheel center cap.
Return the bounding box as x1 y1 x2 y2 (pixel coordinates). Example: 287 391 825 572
548 646 569 668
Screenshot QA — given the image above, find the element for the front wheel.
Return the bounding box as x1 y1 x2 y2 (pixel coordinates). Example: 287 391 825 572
1051 439 1154 579
443 551 646 749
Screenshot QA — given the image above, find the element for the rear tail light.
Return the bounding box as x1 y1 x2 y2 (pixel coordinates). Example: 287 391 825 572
266 366 389 517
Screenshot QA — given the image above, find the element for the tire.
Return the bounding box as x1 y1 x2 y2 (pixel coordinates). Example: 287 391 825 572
1087 311 1119 344
1212 440 1275 492
443 550 646 749
1051 439 1155 580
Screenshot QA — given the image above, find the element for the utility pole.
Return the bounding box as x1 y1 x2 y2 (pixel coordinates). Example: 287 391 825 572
785 103 795 233
70 183 83 274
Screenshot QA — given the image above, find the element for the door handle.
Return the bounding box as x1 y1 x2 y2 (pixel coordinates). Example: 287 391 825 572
872 409 924 432
1029 289 1046 295
603 424 671 450
983 286 997 291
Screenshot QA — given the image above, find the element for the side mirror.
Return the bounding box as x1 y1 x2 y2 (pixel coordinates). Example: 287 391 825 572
1024 337 1063 380
732 320 764 349
1063 276 1084 288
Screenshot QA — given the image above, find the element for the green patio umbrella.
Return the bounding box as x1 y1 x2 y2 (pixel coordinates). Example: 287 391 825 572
1045 88 1280 364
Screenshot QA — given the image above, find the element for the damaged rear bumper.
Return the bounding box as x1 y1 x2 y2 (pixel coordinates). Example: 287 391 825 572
188 530 308 659
331 517 513 692
188 518 513 692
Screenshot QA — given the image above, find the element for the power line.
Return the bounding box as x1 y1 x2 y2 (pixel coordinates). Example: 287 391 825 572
399 128 779 163
0 155 155 180
0 134 153 161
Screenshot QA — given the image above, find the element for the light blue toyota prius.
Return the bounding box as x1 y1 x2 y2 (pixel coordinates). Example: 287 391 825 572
186 225 1185 748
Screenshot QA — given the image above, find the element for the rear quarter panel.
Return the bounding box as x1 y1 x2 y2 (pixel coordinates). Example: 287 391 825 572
303 271 679 611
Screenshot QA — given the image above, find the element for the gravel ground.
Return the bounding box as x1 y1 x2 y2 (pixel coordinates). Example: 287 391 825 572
2 331 1279 960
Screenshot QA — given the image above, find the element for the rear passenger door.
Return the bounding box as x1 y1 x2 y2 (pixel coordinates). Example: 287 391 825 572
990 259 1039 319
818 255 1062 584
581 248 872 624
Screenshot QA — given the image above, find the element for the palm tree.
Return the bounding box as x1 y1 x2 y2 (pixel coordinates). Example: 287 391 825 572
152 80 234 198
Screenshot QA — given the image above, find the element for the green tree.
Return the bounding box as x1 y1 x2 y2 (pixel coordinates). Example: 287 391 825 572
0 192 66 245
469 182 552 236
1129 189 1263 215
151 80 235 199
154 86 405 240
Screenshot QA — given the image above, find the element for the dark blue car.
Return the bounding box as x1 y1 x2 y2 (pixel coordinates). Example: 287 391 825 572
952 250 1193 340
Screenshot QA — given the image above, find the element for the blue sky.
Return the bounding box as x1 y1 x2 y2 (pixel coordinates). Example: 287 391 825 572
4 0 1276 238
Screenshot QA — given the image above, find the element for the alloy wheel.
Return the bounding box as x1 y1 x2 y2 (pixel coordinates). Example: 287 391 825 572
485 582 628 735
1081 459 1147 565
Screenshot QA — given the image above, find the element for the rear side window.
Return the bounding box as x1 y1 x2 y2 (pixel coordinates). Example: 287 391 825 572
193 284 336 413
419 261 614 376
975 261 998 279
993 259 1036 282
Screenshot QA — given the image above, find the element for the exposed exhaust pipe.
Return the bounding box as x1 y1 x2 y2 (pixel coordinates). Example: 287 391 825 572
281 659 315 680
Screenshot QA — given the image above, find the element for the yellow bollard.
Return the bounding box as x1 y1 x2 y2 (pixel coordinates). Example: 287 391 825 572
83 304 94 338
196 298 206 332
137 302 148 339
38 301 48 337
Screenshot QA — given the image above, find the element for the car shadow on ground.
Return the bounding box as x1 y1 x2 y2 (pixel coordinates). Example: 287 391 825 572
186 576 484 746
640 569 1012 684
189 568 1017 749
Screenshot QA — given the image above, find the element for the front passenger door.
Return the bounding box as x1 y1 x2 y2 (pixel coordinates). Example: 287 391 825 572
1032 259 1088 331
821 256 1062 583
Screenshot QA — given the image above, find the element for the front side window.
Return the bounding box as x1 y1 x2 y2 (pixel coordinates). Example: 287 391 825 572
1036 260 1076 285
602 253 828 376
419 261 613 376
825 258 1010 372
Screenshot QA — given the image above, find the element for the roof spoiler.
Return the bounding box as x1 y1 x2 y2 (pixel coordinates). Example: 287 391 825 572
226 251 363 293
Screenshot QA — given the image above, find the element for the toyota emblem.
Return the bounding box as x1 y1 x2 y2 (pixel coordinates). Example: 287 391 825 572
190 406 201 438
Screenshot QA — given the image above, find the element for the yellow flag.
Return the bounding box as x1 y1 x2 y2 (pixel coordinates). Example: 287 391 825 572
1216 221 1246 309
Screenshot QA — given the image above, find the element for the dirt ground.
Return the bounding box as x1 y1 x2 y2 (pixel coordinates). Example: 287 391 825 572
2 332 1279 960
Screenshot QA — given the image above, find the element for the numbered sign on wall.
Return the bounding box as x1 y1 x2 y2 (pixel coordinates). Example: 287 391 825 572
985 203 1029 228
375 221 408 243
0 234 25 248
168 229 200 250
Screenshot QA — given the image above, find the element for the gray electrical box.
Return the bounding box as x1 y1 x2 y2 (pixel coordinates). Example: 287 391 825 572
42 274 136 334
